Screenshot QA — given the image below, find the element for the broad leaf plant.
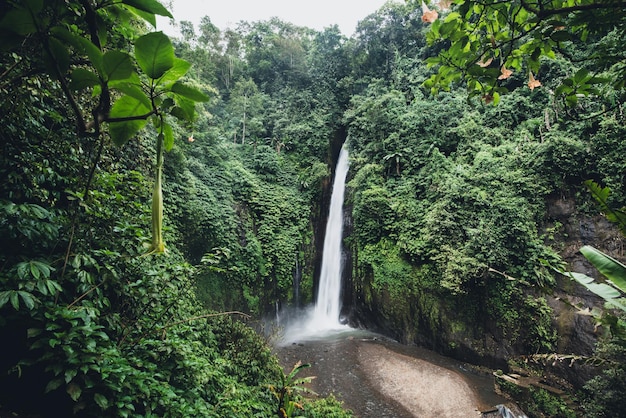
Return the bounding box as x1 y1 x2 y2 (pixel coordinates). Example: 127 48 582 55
419 0 625 106
0 0 209 253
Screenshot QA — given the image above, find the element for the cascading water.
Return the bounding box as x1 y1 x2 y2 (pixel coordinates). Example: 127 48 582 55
310 146 350 329
279 146 351 343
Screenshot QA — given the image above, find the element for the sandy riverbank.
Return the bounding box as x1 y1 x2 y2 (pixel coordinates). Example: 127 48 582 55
275 334 506 417
357 341 484 416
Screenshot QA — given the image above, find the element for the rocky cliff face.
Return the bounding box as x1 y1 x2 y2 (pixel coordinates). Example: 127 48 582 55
345 194 625 384
542 196 624 386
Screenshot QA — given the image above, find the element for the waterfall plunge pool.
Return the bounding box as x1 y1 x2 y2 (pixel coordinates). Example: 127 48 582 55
272 326 509 417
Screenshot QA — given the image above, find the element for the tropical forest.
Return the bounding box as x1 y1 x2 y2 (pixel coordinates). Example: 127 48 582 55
1 0 625 417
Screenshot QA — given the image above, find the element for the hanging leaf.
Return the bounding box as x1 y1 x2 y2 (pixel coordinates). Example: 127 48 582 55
69 68 100 90
162 122 174 152
17 260 53 280
94 393 109 409
122 0 172 18
103 50 133 81
0 291 12 309
580 246 626 293
573 68 590 84
584 280 621 300
67 383 82 402
562 265 626 313
159 58 191 85
135 32 174 79
110 94 151 118
108 95 151 146
110 83 151 109
606 297 626 311
46 279 62 295
0 10 36 36
170 82 210 102
550 30 571 42
75 36 105 75
109 119 147 147
585 180 626 235
51 26 105 75
45 378 63 394
170 107 188 122
174 96 196 121
46 37 70 75
567 271 620 299
18 291 36 310
123 5 156 27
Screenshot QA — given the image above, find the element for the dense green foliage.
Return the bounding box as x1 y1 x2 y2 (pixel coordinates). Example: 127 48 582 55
422 0 626 106
1 0 625 416
0 1 349 417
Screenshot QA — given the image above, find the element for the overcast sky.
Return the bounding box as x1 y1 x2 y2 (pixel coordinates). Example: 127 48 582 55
156 0 399 38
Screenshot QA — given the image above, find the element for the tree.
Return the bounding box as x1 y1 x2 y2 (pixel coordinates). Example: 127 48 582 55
420 0 626 106
0 0 209 253
352 2 426 79
241 18 313 93
229 78 264 145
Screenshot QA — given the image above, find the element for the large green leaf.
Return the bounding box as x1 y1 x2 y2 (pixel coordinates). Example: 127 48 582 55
103 50 133 81
110 94 151 119
75 36 104 76
94 393 109 409
109 119 148 147
585 180 626 235
567 271 622 307
108 95 151 146
110 83 151 108
564 262 626 313
122 0 172 18
18 291 36 310
135 32 174 79
0 0 43 36
580 245 626 293
170 82 210 102
606 298 626 312
123 5 156 27
171 96 195 122
159 58 191 85
584 280 621 300
51 26 105 76
69 68 100 90
0 291 11 309
66 383 82 402
162 122 174 152
46 37 70 75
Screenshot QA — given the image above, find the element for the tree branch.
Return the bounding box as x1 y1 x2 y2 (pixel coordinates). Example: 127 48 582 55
105 110 157 123
520 0 626 19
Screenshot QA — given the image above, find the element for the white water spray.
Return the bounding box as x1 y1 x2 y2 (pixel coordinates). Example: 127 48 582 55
310 146 350 329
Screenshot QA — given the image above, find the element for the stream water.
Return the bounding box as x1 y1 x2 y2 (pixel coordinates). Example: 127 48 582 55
273 146 508 416
274 331 508 417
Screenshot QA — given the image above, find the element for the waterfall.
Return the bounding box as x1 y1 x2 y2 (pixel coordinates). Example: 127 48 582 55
278 146 350 343
310 146 350 329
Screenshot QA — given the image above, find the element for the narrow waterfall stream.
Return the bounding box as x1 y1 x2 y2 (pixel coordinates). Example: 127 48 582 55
311 146 350 329
279 147 352 342
274 145 508 416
